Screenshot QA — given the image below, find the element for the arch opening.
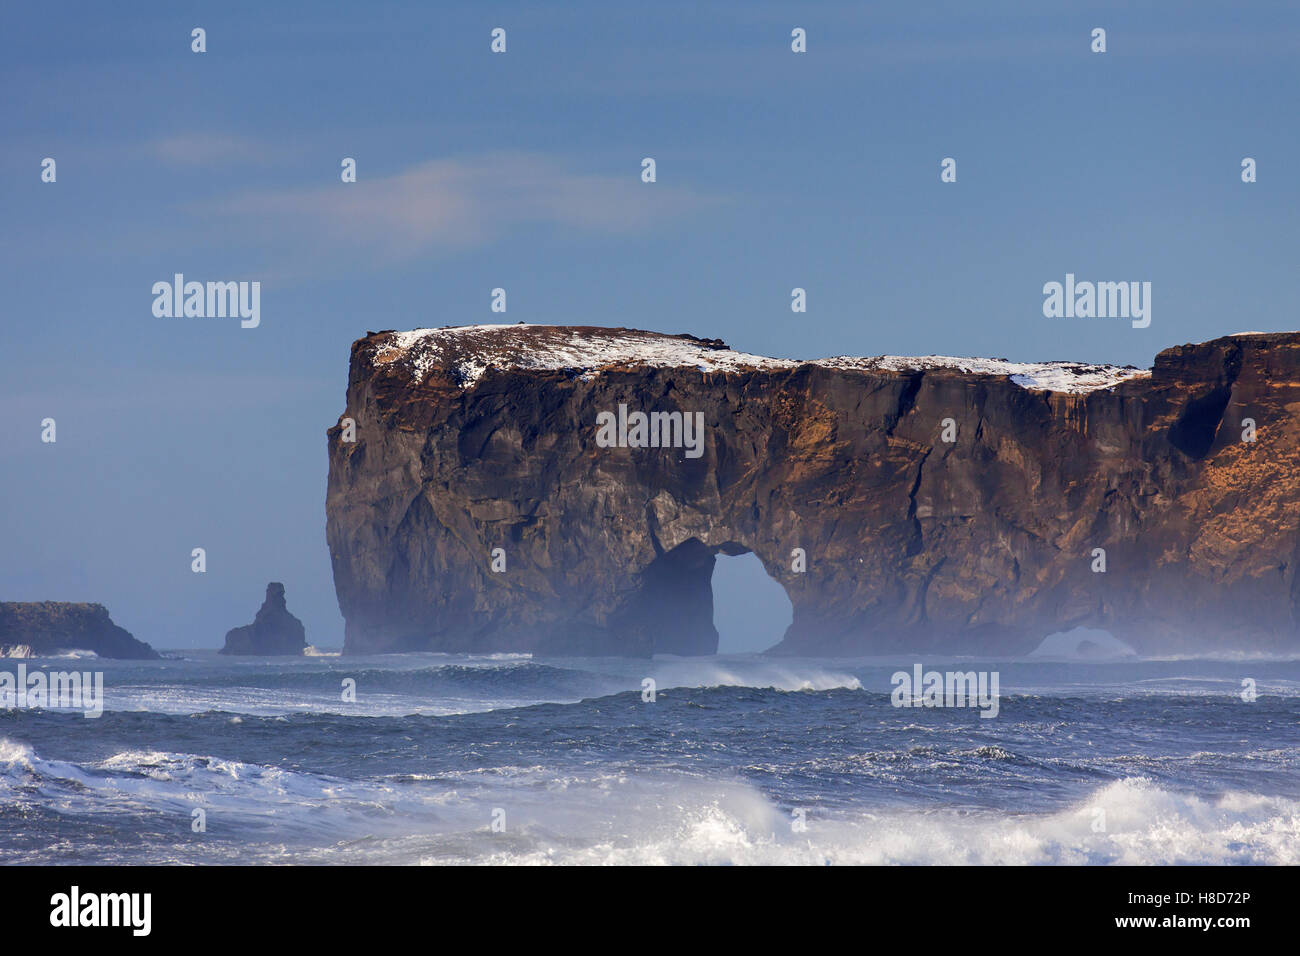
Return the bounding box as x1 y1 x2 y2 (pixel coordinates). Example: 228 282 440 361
711 550 793 654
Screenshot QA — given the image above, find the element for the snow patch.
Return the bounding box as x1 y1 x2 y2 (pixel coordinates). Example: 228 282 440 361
371 324 1149 395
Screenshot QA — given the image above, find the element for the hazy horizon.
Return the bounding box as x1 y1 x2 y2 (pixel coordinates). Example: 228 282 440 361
4 1 1298 649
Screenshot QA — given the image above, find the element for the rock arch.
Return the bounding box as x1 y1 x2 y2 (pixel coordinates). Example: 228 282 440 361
327 326 1300 658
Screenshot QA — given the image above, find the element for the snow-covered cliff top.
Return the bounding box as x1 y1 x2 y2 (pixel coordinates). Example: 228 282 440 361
371 324 1151 394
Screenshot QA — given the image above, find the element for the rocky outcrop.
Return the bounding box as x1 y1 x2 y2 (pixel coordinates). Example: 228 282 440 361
220 583 307 656
326 325 1300 658
0 602 159 659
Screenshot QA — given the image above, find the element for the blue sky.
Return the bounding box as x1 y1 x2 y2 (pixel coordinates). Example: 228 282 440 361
2 1 1297 650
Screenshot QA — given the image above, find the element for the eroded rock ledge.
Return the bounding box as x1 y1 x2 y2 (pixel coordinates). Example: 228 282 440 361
0 602 159 659
326 325 1300 657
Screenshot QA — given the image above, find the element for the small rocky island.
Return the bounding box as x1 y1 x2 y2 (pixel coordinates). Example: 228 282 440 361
0 602 159 659
220 582 307 656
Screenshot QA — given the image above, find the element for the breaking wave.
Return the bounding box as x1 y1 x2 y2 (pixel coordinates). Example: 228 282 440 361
4 737 1294 865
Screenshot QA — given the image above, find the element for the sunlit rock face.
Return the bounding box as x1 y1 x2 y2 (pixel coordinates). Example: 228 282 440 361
326 325 1300 658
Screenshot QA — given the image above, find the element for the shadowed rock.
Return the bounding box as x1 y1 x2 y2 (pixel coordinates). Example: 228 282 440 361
0 602 158 659
220 583 307 656
326 325 1300 658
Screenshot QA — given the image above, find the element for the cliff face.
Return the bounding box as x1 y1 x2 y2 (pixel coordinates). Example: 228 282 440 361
326 325 1300 658
0 603 159 659
220 583 307 656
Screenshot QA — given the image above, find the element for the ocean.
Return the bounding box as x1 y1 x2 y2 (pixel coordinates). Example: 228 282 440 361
2 650 1298 865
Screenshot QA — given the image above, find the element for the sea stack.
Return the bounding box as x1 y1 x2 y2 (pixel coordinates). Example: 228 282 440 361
220 582 307 656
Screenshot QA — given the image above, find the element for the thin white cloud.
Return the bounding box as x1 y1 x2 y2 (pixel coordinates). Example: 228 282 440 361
187 153 718 266
152 132 274 166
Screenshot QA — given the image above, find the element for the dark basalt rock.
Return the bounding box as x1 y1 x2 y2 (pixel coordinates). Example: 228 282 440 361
220 582 307 656
0 602 159 659
325 325 1300 658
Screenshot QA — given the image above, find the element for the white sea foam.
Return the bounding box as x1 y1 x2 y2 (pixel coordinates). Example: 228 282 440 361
0 737 36 767
646 658 863 693
103 682 530 719
91 655 864 719
417 775 1300 866
5 734 1296 865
